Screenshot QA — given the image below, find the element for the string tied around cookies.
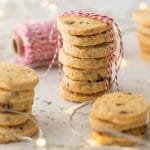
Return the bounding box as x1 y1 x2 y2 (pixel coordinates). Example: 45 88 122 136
51 11 124 91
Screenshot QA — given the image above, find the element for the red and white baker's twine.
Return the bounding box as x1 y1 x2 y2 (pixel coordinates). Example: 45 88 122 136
56 11 124 91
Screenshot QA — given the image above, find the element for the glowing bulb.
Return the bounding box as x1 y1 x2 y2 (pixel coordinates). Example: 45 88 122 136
0 11 4 19
139 2 148 10
48 3 57 14
120 58 127 68
121 59 127 67
40 0 49 8
86 138 99 147
114 25 117 33
36 138 46 148
1 0 7 3
65 106 76 115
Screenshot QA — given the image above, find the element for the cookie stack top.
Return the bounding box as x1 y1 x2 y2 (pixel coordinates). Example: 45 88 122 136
89 92 149 146
57 16 109 36
91 92 149 125
0 62 39 91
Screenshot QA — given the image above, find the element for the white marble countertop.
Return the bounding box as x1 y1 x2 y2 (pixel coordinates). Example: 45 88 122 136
0 0 150 150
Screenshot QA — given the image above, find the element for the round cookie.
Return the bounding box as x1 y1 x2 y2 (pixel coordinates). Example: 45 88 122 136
63 42 110 58
92 125 147 146
91 92 149 125
60 84 108 103
61 76 107 94
57 15 109 36
0 89 34 112
138 38 150 49
0 117 38 143
138 25 150 37
61 32 110 46
137 31 150 47
63 66 108 81
140 50 150 62
58 49 109 69
89 114 148 132
0 62 39 91
139 42 150 53
0 99 33 112
139 35 150 53
133 8 150 26
0 109 31 126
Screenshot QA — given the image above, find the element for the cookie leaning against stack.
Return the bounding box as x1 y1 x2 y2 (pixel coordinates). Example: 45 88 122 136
133 7 150 62
0 62 39 143
57 15 115 102
89 92 149 146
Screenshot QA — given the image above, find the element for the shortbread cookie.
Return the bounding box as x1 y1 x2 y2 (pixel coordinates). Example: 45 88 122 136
138 25 150 37
61 76 107 94
133 8 150 26
63 42 110 58
63 66 108 81
0 99 33 112
60 84 108 102
57 15 109 36
0 117 38 143
59 49 109 69
140 50 150 62
0 109 31 126
0 89 34 111
92 125 147 146
91 92 149 125
140 43 150 55
139 42 150 53
61 32 110 46
137 31 150 44
89 114 148 132
0 62 39 91
138 36 150 49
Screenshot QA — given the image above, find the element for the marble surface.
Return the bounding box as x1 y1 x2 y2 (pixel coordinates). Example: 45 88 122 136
0 0 150 150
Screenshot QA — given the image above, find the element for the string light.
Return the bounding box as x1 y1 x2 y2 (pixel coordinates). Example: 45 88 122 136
48 3 57 14
1 0 7 3
40 0 49 8
40 0 58 17
3 109 48 149
36 138 47 148
121 58 127 68
65 101 90 115
139 2 148 10
0 0 8 19
85 138 99 148
0 11 4 19
40 0 57 13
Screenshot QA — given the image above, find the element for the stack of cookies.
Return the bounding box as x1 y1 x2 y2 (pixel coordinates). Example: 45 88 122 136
57 15 115 102
0 62 39 143
89 92 149 146
133 7 150 62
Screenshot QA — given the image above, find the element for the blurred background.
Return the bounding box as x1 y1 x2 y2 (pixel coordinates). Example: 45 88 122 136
0 0 149 61
0 1 150 150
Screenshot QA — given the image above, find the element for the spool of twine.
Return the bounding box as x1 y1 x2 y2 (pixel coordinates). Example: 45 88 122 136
13 21 61 68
